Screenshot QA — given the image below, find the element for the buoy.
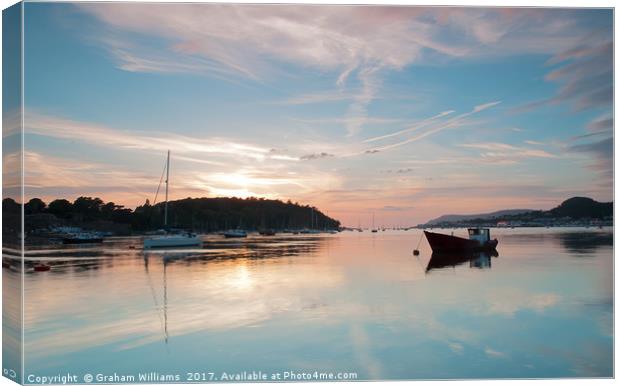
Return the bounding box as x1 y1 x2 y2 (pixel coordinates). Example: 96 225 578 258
34 263 51 272
413 232 423 256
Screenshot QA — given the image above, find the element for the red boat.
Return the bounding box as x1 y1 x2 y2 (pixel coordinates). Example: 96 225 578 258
424 228 498 253
34 263 51 272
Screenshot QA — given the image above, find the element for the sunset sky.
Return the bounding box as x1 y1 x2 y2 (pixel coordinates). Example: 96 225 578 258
13 3 613 226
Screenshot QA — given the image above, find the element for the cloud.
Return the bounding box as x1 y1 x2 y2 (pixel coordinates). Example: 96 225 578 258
362 110 454 144
76 5 605 137
485 347 507 359
380 205 415 212
515 40 612 113
460 142 556 159
473 101 501 112
277 91 354 105
568 136 613 181
24 111 290 162
362 101 501 153
524 140 544 146
587 115 613 132
77 6 596 79
300 152 334 160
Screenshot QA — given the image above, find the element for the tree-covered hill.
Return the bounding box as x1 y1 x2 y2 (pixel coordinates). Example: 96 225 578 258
549 197 613 219
4 196 340 235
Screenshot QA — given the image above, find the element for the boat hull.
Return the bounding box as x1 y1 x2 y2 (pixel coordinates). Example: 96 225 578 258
144 236 202 249
424 231 498 253
62 238 103 244
224 232 247 238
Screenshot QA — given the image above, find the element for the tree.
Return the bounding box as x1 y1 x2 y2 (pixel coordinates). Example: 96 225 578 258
48 199 73 219
2 198 20 214
73 197 104 220
25 198 46 215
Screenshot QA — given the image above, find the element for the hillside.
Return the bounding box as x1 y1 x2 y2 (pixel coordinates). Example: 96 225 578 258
419 197 612 228
4 196 340 235
549 197 613 219
426 209 534 225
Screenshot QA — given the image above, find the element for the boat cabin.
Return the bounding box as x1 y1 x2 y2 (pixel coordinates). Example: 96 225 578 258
468 228 491 245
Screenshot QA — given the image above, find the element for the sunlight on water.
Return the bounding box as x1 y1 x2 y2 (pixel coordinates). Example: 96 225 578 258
9 228 613 379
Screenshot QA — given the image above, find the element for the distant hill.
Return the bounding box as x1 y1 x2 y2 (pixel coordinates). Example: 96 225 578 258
426 209 534 225
420 197 612 227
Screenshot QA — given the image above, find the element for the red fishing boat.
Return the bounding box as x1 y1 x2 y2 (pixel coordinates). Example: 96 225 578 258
424 228 498 253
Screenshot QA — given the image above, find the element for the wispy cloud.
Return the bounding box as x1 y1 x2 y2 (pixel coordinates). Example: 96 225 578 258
524 140 544 146
568 136 613 181
300 152 335 161
362 110 454 143
515 40 612 113
362 101 501 153
78 6 593 80
587 114 613 132
276 91 354 105
460 142 556 159
25 111 281 162
77 5 600 137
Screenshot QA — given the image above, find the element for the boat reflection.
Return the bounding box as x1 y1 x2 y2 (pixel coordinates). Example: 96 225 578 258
426 250 499 273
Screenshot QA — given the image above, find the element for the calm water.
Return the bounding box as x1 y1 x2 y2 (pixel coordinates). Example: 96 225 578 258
7 228 614 381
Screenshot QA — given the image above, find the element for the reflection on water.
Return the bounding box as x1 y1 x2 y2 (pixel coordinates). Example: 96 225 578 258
426 250 498 272
15 228 613 379
555 232 613 254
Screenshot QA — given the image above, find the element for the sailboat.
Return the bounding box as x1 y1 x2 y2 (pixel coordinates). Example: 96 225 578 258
300 207 321 234
144 151 202 249
371 213 378 232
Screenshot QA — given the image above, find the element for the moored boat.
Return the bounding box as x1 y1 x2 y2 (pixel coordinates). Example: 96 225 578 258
62 232 104 244
224 229 247 238
143 151 202 249
424 228 498 253
33 263 51 272
144 233 201 248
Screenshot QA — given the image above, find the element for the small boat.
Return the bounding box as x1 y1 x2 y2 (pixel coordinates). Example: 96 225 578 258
299 228 320 234
34 263 51 272
143 151 202 249
259 229 276 236
62 232 104 244
224 229 247 238
424 228 498 253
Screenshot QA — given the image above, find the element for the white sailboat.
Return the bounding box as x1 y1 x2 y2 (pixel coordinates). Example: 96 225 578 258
144 151 202 249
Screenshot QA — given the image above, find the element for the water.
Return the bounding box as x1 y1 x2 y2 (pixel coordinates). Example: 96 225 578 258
7 228 613 381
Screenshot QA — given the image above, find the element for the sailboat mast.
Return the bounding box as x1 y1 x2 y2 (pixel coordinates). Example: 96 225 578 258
164 150 170 227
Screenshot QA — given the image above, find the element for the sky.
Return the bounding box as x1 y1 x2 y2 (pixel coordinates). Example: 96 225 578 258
8 3 614 226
